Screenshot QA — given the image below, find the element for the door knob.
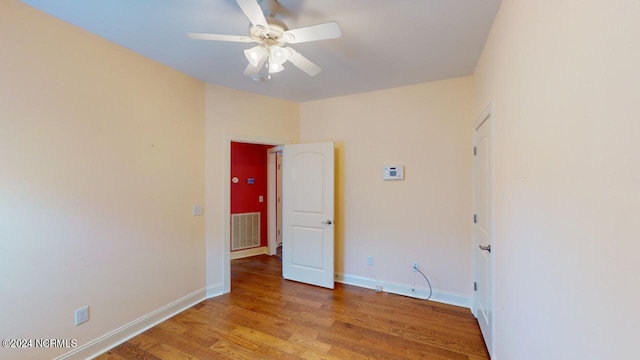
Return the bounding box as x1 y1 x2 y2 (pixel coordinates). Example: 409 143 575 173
322 220 333 225
479 244 491 253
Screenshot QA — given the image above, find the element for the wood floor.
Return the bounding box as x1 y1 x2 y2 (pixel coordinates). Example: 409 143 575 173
96 255 489 359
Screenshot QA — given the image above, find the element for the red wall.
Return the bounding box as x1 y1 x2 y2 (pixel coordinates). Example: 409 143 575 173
230 142 272 249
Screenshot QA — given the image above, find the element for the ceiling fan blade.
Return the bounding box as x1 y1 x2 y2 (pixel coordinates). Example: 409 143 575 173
243 63 259 76
243 53 267 75
283 22 341 44
286 49 321 76
187 32 254 43
236 0 270 32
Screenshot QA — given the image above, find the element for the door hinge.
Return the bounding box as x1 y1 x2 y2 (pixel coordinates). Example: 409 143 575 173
473 146 477 156
473 214 477 223
474 282 477 291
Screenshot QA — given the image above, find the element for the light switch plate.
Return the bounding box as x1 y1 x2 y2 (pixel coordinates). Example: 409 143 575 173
192 205 203 216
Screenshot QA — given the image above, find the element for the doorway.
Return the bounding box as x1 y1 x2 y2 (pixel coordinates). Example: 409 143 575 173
223 135 290 293
229 142 275 260
223 136 336 293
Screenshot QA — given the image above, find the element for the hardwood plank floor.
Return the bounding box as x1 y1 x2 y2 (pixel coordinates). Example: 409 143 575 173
96 255 489 359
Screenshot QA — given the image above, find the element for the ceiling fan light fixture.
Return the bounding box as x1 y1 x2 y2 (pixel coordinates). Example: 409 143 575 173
268 57 284 73
269 45 291 65
244 45 268 67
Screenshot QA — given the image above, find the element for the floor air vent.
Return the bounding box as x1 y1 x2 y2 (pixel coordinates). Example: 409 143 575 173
231 212 260 251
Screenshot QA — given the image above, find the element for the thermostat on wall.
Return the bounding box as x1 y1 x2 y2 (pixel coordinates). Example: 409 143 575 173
383 166 404 180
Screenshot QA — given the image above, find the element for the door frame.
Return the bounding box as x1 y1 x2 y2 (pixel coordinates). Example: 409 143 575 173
267 145 283 255
472 103 495 356
223 134 290 293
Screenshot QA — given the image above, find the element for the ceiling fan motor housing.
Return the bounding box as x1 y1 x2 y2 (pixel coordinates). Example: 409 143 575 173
250 19 292 45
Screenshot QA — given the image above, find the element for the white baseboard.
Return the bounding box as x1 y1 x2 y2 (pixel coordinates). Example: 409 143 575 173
230 246 267 260
55 288 207 360
335 272 471 309
206 283 225 298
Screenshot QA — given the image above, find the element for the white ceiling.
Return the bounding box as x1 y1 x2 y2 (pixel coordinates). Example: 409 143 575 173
22 0 501 102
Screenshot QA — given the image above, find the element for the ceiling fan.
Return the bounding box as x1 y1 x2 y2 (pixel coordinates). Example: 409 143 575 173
187 0 341 80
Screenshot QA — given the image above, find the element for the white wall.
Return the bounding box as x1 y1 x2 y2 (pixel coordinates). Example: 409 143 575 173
0 1 205 359
474 0 640 358
204 84 299 293
300 77 474 304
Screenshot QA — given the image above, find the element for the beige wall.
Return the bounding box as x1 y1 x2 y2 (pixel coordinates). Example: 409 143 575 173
0 1 205 358
474 0 640 358
204 84 299 291
300 77 474 300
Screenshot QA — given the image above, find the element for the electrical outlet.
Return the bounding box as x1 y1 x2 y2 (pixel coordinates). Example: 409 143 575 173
412 262 419 272
75 306 89 326
367 256 373 265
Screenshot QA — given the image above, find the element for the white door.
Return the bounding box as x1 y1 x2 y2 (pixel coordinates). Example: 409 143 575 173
282 142 334 289
474 109 493 356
